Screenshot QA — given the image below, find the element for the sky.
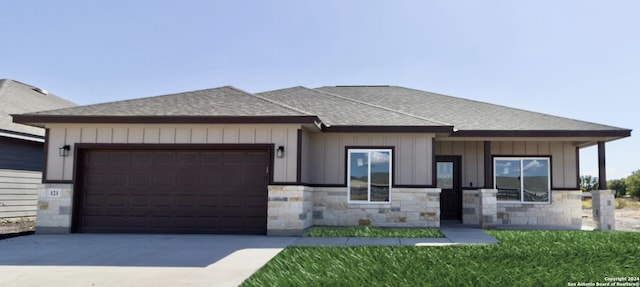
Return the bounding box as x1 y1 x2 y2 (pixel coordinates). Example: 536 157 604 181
2 1 637 180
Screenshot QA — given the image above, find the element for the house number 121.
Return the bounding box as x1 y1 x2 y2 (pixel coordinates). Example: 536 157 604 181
47 189 61 198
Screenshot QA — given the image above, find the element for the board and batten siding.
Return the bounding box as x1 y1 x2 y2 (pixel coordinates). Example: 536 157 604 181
0 169 40 218
306 133 434 186
436 140 579 189
435 141 484 188
300 128 312 184
45 124 301 183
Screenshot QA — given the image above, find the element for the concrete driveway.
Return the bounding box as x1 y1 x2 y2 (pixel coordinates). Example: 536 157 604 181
0 234 297 287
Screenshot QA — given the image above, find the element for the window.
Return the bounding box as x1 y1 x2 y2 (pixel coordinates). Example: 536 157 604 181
348 149 392 203
494 157 550 203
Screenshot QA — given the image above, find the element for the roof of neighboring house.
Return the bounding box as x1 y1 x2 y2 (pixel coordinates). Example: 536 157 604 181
12 84 631 139
0 79 76 140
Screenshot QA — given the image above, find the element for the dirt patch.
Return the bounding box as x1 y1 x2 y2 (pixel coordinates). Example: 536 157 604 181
0 220 35 235
582 208 640 232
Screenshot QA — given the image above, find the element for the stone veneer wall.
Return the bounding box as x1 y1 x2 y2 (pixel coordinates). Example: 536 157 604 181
497 190 582 229
267 185 313 236
312 187 441 228
35 183 74 233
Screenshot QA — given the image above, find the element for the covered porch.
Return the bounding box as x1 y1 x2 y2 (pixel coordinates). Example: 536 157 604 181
448 140 616 230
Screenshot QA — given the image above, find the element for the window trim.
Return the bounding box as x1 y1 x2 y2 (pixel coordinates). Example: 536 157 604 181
493 156 551 204
347 148 393 204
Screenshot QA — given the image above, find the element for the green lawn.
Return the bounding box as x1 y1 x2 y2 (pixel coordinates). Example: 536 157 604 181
304 226 443 238
242 230 640 287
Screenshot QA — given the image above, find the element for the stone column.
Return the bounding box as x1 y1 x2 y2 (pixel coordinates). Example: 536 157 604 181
592 190 615 231
462 190 480 225
479 189 497 229
36 183 74 233
267 185 313 236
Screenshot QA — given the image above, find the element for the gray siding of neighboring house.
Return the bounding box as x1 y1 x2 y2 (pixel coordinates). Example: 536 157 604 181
0 137 43 219
0 137 43 171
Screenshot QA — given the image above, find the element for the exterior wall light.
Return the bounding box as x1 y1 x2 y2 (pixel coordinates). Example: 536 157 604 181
59 145 71 157
276 146 285 158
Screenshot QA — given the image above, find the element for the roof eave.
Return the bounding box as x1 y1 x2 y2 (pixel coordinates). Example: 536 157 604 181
322 125 454 133
450 129 632 138
11 114 320 126
0 129 45 142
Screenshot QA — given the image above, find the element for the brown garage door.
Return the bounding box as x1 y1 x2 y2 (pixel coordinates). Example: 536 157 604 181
75 148 269 234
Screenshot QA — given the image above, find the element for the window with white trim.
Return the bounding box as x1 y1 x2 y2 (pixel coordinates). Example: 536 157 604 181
494 157 550 203
348 149 392 203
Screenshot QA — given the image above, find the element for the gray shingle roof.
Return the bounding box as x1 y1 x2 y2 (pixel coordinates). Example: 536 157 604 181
317 86 627 133
0 79 76 137
24 86 307 117
257 86 446 127
12 84 630 138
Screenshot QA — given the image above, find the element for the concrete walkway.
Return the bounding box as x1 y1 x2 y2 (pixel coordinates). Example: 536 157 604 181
292 227 498 246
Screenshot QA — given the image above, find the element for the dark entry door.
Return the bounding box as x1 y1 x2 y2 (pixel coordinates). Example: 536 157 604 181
437 156 462 220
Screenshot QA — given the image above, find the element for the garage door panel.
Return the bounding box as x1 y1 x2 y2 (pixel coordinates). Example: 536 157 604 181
85 216 125 228
130 174 151 185
202 174 222 185
128 195 149 207
198 196 220 207
151 196 173 207
176 173 202 186
85 173 127 185
153 173 175 185
131 153 153 166
243 217 267 227
86 152 110 167
244 199 268 208
174 196 197 207
243 208 268 217
84 195 107 208
106 196 127 207
222 153 244 165
244 153 270 166
127 217 149 228
78 148 268 234
97 207 129 216
155 153 176 166
85 174 109 186
109 153 131 166
201 154 222 165
177 152 199 166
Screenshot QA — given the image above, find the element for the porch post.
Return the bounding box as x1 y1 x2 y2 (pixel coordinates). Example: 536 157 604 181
484 141 492 188
598 141 606 189
592 190 615 231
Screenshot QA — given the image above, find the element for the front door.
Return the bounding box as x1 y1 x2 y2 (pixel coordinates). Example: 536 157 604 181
437 156 462 221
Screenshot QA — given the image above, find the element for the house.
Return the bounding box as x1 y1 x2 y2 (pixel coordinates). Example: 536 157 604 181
12 85 630 235
0 79 75 221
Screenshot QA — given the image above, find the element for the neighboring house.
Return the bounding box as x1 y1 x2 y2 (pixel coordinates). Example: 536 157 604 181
0 79 75 221
12 85 630 235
